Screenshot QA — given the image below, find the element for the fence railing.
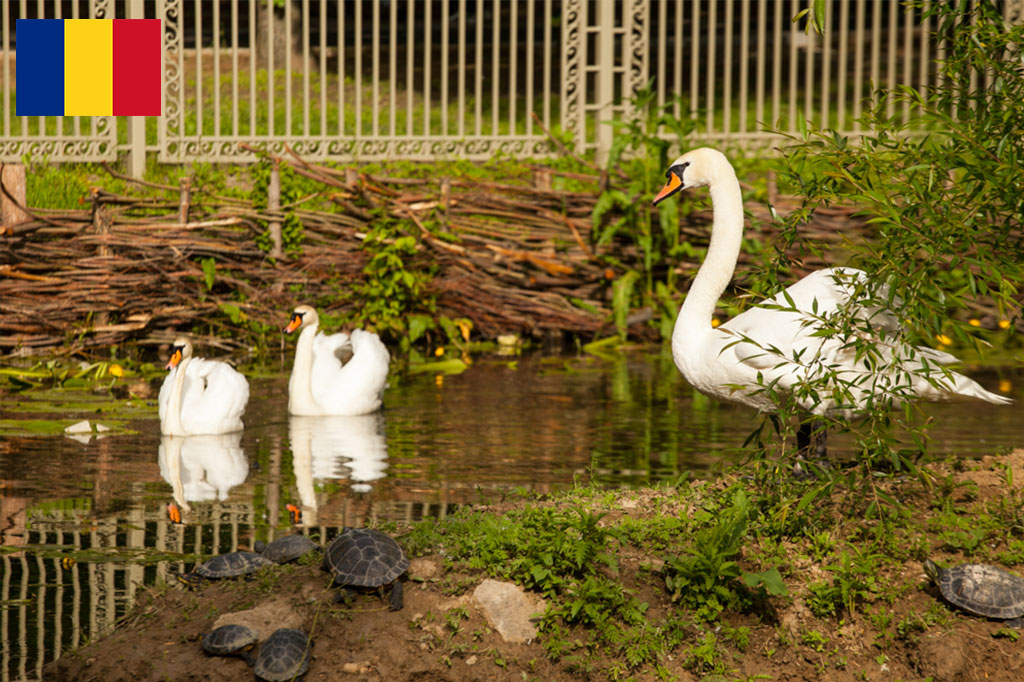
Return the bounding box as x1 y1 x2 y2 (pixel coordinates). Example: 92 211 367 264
1 0 1022 177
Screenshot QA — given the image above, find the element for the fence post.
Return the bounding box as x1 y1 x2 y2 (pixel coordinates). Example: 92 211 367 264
126 0 147 178
594 0 616 167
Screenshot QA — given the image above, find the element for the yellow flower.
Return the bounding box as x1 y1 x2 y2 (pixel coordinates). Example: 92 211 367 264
711 318 721 328
999 379 1012 394
108 364 124 377
936 334 952 346
999 320 1012 330
434 346 445 357
968 318 981 327
457 320 473 342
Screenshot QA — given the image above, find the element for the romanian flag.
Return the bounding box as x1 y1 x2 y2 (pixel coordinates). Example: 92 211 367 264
16 19 161 116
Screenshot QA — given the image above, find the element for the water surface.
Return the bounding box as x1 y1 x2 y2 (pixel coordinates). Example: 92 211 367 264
1 350 1019 680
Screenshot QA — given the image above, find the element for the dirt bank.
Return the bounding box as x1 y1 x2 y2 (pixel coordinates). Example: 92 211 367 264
46 451 1024 682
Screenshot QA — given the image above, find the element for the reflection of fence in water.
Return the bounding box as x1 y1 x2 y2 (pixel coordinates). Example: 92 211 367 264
0 498 460 681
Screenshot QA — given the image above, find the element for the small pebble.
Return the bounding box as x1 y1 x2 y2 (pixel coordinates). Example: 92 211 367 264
465 655 478 666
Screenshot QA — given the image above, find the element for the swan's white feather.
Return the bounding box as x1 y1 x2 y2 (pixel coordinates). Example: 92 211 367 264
158 356 249 435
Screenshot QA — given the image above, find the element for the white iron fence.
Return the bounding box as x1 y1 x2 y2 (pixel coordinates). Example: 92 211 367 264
1 0 1023 177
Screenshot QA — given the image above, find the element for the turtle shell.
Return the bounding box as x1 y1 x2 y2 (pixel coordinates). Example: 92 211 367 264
201 624 258 656
256 535 320 564
253 628 311 682
925 559 1024 620
323 528 408 588
196 551 274 579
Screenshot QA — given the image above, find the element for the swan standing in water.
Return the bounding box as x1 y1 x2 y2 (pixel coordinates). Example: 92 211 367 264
158 338 249 436
652 148 1010 454
284 305 391 416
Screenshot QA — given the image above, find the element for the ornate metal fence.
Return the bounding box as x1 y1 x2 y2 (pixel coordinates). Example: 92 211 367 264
1 0 1022 177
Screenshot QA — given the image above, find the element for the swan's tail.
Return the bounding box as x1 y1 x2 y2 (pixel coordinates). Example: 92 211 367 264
951 374 1013 405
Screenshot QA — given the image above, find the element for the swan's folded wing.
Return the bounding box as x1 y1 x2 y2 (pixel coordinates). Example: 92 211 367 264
180 360 249 433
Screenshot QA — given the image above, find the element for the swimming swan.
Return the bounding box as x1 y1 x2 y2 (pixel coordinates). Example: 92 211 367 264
284 305 391 416
653 148 1010 450
158 338 250 436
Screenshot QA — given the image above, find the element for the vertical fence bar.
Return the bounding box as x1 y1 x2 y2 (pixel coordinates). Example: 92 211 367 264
870 0 881 113
35 555 45 680
673 0 682 121
525 0 534 134
355 0 362 137
285 0 293 135
836 0 849 131
214 0 221 136
509 0 517 136
853 0 865 131
372 0 380 137
302 0 310 137
424 0 432 136
772 0 782 128
656 0 666 108
544 0 552 129
788 0 798 131
705 0 716 133
390 0 397 137
407 0 414 136
491 0 499 135
738 0 749 134
248 0 255 135
902 1 913 123
441 0 449 136
458 0 466 137
339 0 346 136
803 6 814 126
690 0 699 120
886 0 897 117
820 0 831 128
755 0 765 132
231 0 239 136
320 0 327 136
195 0 203 136
267 0 275 137
918 1 930 103
722 0 733 133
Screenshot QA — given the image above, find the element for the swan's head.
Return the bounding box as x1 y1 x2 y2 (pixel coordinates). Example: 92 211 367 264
284 305 319 334
653 148 732 206
166 338 193 370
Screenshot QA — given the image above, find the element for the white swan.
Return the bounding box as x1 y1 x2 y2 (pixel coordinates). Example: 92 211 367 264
284 305 391 416
653 148 1010 447
158 338 249 436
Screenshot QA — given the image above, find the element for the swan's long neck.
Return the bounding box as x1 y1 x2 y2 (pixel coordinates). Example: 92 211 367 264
672 168 745 356
290 323 319 411
164 357 191 435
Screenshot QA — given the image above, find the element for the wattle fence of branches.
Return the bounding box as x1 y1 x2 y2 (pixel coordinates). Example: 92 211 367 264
0 150 865 356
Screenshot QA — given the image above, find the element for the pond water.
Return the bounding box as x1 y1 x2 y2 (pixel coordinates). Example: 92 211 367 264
0 349 1020 680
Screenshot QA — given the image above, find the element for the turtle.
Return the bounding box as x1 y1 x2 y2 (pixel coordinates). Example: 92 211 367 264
176 551 274 588
253 628 312 682
923 559 1024 626
322 528 409 611
254 534 321 564
200 624 258 665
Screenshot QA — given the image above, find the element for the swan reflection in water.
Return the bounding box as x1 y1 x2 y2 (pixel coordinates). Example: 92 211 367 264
289 414 389 519
158 433 249 514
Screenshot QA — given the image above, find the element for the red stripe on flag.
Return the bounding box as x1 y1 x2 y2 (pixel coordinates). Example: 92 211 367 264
112 19 161 116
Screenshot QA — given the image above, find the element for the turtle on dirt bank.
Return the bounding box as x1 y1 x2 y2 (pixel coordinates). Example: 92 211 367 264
254 534 321 564
923 559 1024 626
253 628 312 682
200 624 258 664
322 528 409 611
176 550 274 588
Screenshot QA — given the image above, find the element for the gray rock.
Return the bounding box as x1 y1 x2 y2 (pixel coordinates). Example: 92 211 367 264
471 579 545 644
211 598 305 641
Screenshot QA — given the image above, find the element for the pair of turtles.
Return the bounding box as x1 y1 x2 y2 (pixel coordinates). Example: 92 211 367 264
176 534 321 587
178 529 409 611
202 625 311 682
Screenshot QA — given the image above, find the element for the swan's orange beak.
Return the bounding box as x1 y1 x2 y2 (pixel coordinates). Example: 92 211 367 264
284 314 302 334
653 171 683 206
165 348 182 370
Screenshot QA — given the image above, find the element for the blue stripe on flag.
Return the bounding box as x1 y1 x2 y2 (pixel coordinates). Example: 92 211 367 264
16 20 65 116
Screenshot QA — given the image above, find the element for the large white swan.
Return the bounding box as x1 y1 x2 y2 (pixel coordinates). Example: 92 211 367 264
284 305 391 416
158 338 249 436
653 148 1010 451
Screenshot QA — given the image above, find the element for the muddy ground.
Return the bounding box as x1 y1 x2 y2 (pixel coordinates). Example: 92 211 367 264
46 452 1024 682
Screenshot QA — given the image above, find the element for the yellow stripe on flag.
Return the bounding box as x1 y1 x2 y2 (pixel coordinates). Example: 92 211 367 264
65 20 113 116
